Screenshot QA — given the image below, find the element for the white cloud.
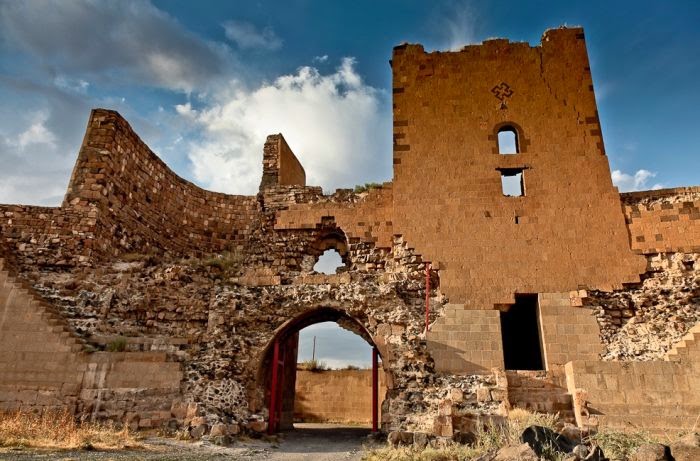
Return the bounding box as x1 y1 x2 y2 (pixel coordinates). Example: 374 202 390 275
0 175 66 206
611 169 664 192
14 111 57 149
175 102 197 118
0 0 231 93
223 20 282 50
182 58 391 195
313 55 329 63
432 0 477 51
53 76 90 94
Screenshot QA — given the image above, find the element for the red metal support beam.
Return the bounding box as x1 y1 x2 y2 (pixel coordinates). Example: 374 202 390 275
425 262 431 334
268 339 280 435
276 347 285 429
372 346 379 432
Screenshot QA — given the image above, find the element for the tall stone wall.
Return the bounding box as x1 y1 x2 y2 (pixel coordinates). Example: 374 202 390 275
390 28 645 312
260 134 306 190
63 109 260 257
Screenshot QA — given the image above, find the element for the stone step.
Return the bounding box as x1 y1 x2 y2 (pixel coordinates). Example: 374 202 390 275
0 322 70 334
0 370 84 386
88 351 170 363
0 329 79 342
0 351 85 363
665 323 700 361
0 338 82 353
1 359 87 373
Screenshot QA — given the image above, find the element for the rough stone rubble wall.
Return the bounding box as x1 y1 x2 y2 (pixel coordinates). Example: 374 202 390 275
588 253 699 361
0 255 184 430
565 324 700 434
583 184 700 362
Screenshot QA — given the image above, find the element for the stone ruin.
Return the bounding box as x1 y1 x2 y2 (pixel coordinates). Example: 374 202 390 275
0 27 698 439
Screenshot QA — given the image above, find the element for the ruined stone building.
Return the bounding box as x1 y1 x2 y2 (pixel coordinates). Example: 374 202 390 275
1 27 698 437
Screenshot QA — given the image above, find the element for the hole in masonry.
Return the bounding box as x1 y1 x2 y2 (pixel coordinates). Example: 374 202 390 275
313 249 344 274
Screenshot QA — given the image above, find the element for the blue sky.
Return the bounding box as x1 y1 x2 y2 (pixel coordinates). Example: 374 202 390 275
1 1 698 366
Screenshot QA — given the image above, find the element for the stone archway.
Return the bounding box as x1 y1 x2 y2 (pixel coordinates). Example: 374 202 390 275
255 307 386 433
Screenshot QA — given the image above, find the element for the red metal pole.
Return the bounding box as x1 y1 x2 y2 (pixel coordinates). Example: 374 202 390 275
268 339 280 435
276 347 285 429
372 347 378 432
425 262 431 334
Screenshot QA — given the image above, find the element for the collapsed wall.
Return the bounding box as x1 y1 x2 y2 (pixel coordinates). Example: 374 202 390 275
0 27 698 438
565 187 700 433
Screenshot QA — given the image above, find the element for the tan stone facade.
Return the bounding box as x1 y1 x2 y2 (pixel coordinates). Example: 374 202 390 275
294 369 386 425
0 27 698 437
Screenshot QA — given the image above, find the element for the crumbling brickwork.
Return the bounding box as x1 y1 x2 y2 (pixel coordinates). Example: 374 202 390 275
622 187 700 254
0 27 698 438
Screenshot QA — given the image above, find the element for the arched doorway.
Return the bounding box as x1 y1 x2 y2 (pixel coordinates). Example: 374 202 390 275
256 307 384 434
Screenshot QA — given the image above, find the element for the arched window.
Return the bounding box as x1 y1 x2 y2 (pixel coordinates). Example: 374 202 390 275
497 126 519 154
304 228 349 274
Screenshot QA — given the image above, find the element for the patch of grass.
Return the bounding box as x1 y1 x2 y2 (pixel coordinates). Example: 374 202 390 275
119 252 161 267
196 251 244 275
0 410 140 450
363 409 563 461
363 444 481 461
354 182 382 194
363 410 677 461
106 336 127 352
120 253 149 262
297 359 328 371
588 428 658 461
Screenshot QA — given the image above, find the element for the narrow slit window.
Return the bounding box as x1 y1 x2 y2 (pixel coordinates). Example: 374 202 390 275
497 127 519 154
500 169 525 197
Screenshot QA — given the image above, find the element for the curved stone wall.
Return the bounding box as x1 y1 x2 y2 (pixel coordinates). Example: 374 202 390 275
63 109 260 256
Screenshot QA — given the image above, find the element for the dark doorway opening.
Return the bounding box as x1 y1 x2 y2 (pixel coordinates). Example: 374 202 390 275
500 294 544 370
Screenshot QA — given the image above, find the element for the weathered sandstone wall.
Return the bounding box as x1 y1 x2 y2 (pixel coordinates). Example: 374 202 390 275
390 28 645 312
565 323 700 434
294 369 386 424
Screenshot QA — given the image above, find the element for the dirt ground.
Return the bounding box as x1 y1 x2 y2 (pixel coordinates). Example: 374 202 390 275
0 424 380 461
